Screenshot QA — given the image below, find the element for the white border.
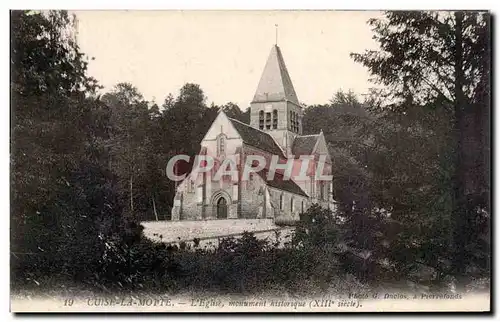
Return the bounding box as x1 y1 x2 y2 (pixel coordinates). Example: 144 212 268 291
1 1 497 321
2 0 499 10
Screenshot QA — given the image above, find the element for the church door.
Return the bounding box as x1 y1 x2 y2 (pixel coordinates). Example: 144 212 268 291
217 197 228 219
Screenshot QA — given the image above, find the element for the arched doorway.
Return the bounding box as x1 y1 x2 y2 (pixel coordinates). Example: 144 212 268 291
217 197 228 219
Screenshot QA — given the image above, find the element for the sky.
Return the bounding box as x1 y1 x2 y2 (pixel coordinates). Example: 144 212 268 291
75 11 382 109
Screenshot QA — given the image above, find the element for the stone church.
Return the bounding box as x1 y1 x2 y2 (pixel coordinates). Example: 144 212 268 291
171 45 335 223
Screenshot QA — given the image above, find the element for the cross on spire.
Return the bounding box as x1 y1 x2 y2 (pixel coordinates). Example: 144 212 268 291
275 24 278 45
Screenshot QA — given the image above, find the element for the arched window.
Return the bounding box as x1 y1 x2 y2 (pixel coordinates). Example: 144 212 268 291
279 194 284 210
217 134 226 157
272 109 278 129
291 112 298 132
265 112 271 129
259 110 264 129
290 111 300 132
290 197 294 212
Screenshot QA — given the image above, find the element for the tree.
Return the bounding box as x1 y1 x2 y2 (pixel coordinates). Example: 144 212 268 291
162 93 175 110
303 85 482 285
102 83 152 219
177 83 206 107
11 10 100 98
11 10 125 281
351 11 490 278
303 90 373 214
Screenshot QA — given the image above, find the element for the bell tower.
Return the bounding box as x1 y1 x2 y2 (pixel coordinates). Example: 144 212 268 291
250 45 303 156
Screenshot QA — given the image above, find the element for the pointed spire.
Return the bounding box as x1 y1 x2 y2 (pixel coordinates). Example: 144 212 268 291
252 45 299 105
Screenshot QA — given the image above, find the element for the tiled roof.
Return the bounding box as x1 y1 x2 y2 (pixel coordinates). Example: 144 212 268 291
252 45 300 105
228 117 285 158
291 135 319 156
256 168 308 197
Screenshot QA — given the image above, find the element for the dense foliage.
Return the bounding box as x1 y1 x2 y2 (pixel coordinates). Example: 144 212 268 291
11 10 490 295
350 11 490 281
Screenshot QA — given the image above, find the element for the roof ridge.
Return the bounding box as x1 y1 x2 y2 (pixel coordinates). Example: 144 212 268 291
228 117 287 157
296 134 320 137
255 169 308 197
228 117 286 158
275 45 296 101
227 117 269 135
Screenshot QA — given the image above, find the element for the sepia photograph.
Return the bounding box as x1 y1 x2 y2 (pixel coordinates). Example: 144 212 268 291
9 9 491 313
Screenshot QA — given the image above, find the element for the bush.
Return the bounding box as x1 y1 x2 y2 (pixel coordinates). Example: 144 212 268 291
13 205 371 297
293 204 341 248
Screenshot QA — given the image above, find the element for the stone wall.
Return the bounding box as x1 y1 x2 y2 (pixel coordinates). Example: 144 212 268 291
268 187 308 222
171 111 336 221
250 101 302 134
250 101 287 130
179 189 200 221
240 173 267 219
